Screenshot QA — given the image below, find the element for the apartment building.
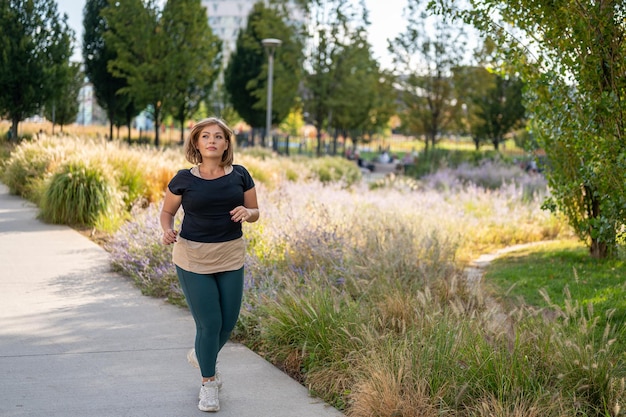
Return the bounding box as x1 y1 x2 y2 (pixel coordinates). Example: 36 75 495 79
201 0 306 61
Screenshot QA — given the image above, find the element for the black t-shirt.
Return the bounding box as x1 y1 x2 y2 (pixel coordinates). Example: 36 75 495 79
168 165 255 243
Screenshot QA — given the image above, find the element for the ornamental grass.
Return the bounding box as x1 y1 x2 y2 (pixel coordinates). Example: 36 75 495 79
4 135 623 416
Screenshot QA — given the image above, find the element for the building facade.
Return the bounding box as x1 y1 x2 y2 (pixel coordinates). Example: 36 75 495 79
201 0 306 62
202 0 261 60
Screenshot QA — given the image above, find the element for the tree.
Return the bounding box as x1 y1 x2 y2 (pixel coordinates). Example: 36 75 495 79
390 0 466 154
455 64 525 151
0 0 73 140
43 62 83 132
83 0 137 142
279 105 305 155
434 0 626 259
102 0 170 147
472 40 526 151
224 1 303 147
476 73 525 151
451 65 491 148
224 26 266 143
328 29 397 154
301 0 370 156
162 0 222 143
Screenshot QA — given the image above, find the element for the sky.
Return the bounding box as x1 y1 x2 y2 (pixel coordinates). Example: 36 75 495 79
56 0 409 69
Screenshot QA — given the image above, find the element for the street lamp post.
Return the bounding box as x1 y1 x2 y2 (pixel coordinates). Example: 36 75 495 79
261 38 282 150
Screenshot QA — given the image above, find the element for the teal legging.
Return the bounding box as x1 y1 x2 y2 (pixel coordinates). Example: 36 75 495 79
176 265 244 378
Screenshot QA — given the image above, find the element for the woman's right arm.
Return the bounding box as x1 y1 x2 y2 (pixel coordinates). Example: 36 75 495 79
160 188 182 245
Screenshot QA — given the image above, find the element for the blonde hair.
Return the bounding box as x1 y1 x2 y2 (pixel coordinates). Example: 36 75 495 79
184 117 234 166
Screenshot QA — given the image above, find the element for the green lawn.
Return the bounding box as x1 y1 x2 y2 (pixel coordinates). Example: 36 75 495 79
483 239 626 345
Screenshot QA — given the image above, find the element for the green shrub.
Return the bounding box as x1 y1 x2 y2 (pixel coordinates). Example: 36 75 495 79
0 138 68 201
258 285 363 408
306 156 361 185
39 160 120 227
106 152 153 209
240 145 276 160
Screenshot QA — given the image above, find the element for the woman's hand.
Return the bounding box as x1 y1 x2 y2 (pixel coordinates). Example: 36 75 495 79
230 206 251 223
162 228 178 245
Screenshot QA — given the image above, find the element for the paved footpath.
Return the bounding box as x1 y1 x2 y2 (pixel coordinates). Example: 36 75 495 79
0 183 343 417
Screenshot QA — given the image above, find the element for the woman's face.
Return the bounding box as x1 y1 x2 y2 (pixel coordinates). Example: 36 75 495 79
196 124 228 160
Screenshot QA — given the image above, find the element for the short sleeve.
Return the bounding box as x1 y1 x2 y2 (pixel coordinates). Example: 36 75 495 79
235 165 255 191
168 169 190 195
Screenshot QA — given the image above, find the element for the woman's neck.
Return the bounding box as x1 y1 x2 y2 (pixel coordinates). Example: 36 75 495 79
198 163 224 179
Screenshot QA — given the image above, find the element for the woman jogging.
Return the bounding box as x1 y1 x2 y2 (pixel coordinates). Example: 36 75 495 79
160 117 259 412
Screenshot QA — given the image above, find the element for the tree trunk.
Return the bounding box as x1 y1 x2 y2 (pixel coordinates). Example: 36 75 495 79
154 105 161 148
590 239 608 259
10 117 19 141
316 126 323 157
586 188 610 259
492 136 500 151
332 128 339 155
109 118 114 142
179 119 185 144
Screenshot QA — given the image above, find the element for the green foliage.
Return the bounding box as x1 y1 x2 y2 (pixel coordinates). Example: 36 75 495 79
224 1 304 135
484 240 626 345
223 7 270 130
102 0 169 146
433 0 626 258
328 31 397 147
455 64 526 151
163 0 222 143
404 147 502 178
259 285 361 374
535 77 625 259
302 0 377 156
305 156 361 185
0 0 74 139
390 1 467 152
107 155 151 209
83 0 137 141
43 62 83 129
0 137 67 201
39 160 120 227
101 0 225 146
513 128 536 151
254 248 625 415
3 136 180 223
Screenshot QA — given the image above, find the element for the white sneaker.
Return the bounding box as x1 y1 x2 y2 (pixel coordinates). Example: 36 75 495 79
215 369 222 389
198 380 220 412
188 348 222 389
187 348 199 368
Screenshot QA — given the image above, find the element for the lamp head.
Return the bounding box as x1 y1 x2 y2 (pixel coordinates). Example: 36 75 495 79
261 38 282 49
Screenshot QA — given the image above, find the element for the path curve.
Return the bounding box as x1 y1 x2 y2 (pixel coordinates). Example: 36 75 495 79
464 241 557 335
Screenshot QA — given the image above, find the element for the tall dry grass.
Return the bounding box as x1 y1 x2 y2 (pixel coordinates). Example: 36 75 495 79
1 135 182 229
6 135 622 416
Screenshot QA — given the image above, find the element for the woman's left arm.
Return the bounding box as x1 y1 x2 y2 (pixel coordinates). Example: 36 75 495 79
230 187 259 223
